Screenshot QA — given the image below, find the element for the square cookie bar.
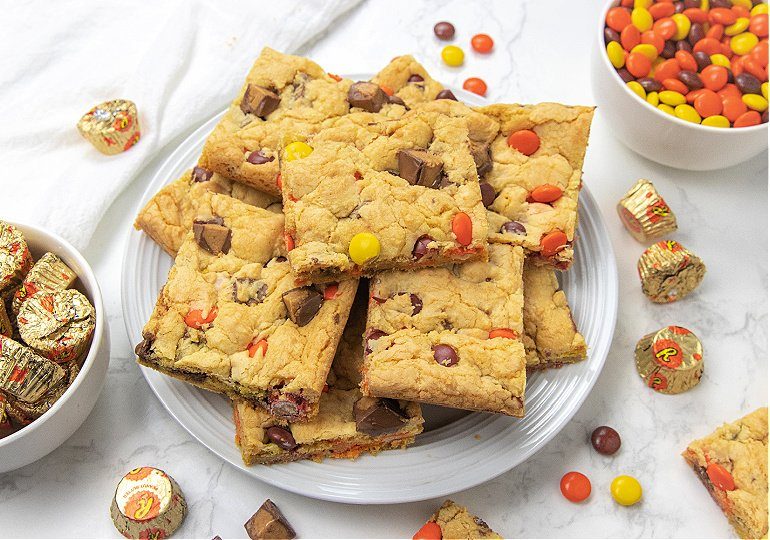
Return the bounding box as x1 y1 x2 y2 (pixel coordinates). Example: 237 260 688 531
362 244 526 416
135 192 358 422
415 500 502 539
281 110 489 283
523 259 587 370
682 407 768 539
233 288 423 465
134 167 280 256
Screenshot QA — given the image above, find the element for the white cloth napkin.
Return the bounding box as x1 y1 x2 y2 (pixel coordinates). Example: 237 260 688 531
0 0 361 249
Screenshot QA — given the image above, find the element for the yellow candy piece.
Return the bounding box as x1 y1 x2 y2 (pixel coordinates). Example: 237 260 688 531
675 104 702 123
284 141 313 161
731 32 759 55
671 13 692 41
702 114 730 127
742 94 769 112
751 3 768 16
632 7 654 31
700 0 709 12
441 45 464 67
709 54 731 67
611 476 643 506
631 43 658 61
725 17 750 36
762 82 768 100
348 232 381 265
647 91 660 106
634 0 653 7
658 103 675 115
627 81 646 99
731 0 753 9
659 90 686 106
607 41 627 69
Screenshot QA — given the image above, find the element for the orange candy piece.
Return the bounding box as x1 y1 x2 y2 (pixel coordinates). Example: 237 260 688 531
718 83 742 99
653 17 677 40
693 37 723 56
732 5 751 18
452 212 473 246
683 8 708 24
734 110 761 127
507 129 540 155
285 232 295 251
709 7 737 26
706 463 736 491
471 33 495 53
722 95 748 121
706 23 724 41
751 40 768 67
247 339 268 358
627 51 652 77
530 184 564 203
621 24 641 51
184 307 217 329
463 77 487 96
675 50 698 72
701 65 728 91
751 14 769 39
541 230 568 257
380 85 394 96
323 283 338 300
694 89 723 117
686 88 708 103
413 521 442 540
328 73 342 82
560 471 592 503
743 57 767 80
663 78 689 94
641 30 665 53
606 7 632 32
654 58 681 82
489 328 519 339
649 2 675 20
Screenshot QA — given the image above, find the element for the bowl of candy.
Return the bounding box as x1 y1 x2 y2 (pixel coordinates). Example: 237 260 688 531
592 0 768 170
0 221 109 472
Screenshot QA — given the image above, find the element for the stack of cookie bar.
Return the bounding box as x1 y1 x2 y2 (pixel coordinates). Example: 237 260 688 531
134 48 594 466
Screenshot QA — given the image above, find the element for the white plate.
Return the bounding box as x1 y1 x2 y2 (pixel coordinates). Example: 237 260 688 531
121 81 618 504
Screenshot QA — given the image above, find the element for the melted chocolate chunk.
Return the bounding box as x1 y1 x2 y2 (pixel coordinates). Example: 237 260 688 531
412 235 435 260
397 149 444 188
501 221 526 235
240 84 280 118
470 141 493 177
191 166 213 183
134 335 155 360
408 74 424 83
354 396 408 436
388 94 407 107
265 426 297 450
282 287 323 327
435 88 457 101
244 499 296 540
410 293 423 316
193 217 232 255
246 150 274 165
347 81 388 112
232 278 267 306
479 182 496 208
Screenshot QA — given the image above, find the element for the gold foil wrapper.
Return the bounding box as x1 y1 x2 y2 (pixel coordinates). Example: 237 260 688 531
0 221 33 299
12 252 77 314
0 301 12 338
6 361 79 423
635 325 703 394
110 467 187 539
617 179 677 243
637 240 706 303
18 289 95 363
0 394 12 433
77 99 141 155
0 335 66 403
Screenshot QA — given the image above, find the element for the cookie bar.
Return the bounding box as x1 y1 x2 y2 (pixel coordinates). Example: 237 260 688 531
362 244 526 416
233 288 423 465
134 167 279 256
523 259 587 370
135 192 358 422
281 110 489 282
682 408 768 539
370 54 445 108
415 500 502 539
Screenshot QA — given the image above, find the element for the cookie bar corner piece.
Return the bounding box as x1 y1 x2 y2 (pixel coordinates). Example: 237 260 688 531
682 407 768 540
414 500 502 539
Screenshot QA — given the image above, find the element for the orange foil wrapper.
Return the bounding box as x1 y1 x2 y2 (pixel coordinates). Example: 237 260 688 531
77 99 141 155
0 221 33 300
0 335 66 403
12 252 77 314
617 179 677 243
635 325 703 394
637 240 706 303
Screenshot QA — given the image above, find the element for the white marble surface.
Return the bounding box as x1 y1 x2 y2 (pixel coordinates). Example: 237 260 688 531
1 0 767 538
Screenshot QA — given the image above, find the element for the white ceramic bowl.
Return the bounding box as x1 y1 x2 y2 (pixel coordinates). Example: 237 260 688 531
592 0 768 170
0 222 109 473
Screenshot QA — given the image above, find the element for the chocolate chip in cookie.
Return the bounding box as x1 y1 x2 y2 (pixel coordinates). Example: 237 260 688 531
246 150 274 165
191 166 213 183
232 278 267 306
436 88 458 101
347 81 388 112
134 334 155 360
244 499 296 540
353 396 408 436
281 287 323 327
397 149 444 188
193 217 232 255
433 344 459 367
479 182 496 208
265 426 297 450
240 84 280 118
470 141 493 177
501 221 527 235
409 293 423 315
412 235 436 260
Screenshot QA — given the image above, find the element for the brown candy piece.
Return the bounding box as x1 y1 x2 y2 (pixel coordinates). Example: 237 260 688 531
193 217 232 255
191 166 213 183
434 21 455 40
479 182 496 208
245 499 296 540
433 344 458 367
354 396 408 436
470 142 492 177
397 149 444 188
412 235 435 260
247 150 274 165
347 81 388 113
240 84 280 118
281 287 323 327
265 426 297 450
435 88 457 101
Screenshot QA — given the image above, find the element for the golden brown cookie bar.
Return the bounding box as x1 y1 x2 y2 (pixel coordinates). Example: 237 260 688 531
523 259 587 370
362 244 525 416
134 167 279 256
282 109 489 283
682 408 768 539
415 500 502 539
370 54 445 108
135 192 358 422
234 288 422 465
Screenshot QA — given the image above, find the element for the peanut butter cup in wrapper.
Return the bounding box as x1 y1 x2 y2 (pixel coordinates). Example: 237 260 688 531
635 325 703 394
0 335 66 403
637 240 705 303
0 221 33 300
0 302 12 337
618 179 678 242
0 394 14 437
5 361 79 422
110 467 187 539
12 252 77 314
77 99 141 155
18 289 95 363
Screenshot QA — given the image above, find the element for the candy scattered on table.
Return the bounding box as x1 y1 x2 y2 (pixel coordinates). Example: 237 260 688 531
471 33 494 53
560 471 592 502
463 77 487 95
617 179 678 242
441 45 465 66
434 21 455 40
635 325 704 394
110 467 187 539
244 499 296 540
591 425 622 455
77 99 141 154
611 475 643 506
637 240 706 303
604 1 769 127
